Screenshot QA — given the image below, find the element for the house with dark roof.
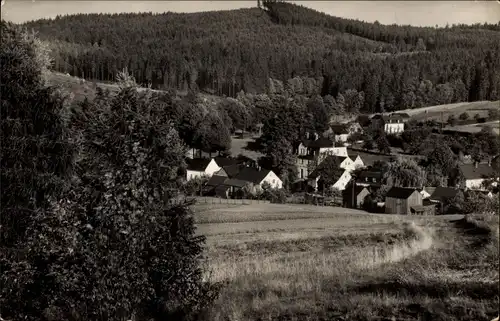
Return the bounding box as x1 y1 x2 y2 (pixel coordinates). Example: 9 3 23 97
213 156 240 167
355 169 384 187
347 152 365 168
371 113 410 134
308 167 351 192
459 162 498 189
205 165 283 198
385 187 424 215
296 134 349 158
429 186 460 203
306 155 359 191
295 132 351 182
234 167 282 189
428 186 461 214
307 155 355 191
186 158 221 181
343 184 371 209
324 122 363 144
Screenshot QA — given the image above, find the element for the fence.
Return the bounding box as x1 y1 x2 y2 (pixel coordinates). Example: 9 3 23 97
169 195 341 206
169 196 271 205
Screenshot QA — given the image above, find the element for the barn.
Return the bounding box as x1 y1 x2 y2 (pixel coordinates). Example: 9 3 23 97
385 187 423 215
343 184 371 209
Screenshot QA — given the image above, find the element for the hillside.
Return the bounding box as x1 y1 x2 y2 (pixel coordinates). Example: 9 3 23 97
25 2 500 113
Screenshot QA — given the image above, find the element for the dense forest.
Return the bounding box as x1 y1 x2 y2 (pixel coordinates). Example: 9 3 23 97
23 1 500 113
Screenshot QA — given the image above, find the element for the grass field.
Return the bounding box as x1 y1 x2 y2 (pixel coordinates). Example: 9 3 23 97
445 120 500 135
375 101 499 121
194 202 499 321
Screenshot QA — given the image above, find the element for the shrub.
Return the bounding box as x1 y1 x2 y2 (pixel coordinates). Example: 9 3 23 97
1 22 76 319
63 86 219 320
1 23 218 320
458 112 469 121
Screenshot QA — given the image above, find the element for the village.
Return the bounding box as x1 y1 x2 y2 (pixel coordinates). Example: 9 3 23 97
2 1 500 321
185 111 499 215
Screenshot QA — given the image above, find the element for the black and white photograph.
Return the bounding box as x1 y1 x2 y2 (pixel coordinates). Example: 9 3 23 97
1 0 499 320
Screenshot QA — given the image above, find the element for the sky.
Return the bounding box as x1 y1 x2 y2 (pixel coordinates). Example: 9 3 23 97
1 0 500 27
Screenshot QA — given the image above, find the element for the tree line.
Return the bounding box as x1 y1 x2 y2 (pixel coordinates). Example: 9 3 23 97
23 2 500 113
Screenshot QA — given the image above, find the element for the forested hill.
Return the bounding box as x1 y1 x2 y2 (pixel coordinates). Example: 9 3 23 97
23 1 500 113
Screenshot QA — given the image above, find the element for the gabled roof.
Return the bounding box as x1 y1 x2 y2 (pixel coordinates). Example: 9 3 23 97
356 170 383 181
343 185 369 198
235 167 272 185
308 169 321 179
308 137 335 149
222 178 248 188
386 187 419 199
422 186 436 196
206 175 228 187
327 155 348 163
186 158 212 172
308 168 345 182
213 156 240 167
330 124 349 135
222 164 245 178
429 187 460 202
459 163 497 180
309 155 348 180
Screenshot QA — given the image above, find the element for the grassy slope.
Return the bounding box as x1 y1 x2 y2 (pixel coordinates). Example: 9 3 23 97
372 100 499 121
409 101 499 121
195 203 499 321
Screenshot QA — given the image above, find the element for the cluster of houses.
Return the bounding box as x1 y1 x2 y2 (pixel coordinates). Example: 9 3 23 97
184 113 497 214
185 156 283 198
342 159 498 215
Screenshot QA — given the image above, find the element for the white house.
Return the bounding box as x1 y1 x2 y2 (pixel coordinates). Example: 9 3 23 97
419 187 436 200
384 121 405 134
308 169 352 191
259 170 283 189
325 122 363 144
348 154 365 169
297 134 348 158
306 155 357 191
372 113 410 135
459 162 498 189
231 167 282 189
186 158 221 181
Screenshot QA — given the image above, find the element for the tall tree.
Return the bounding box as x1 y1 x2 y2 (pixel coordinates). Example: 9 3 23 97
382 157 427 188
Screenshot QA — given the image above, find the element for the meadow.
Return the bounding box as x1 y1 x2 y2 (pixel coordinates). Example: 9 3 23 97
377 100 499 121
194 202 499 321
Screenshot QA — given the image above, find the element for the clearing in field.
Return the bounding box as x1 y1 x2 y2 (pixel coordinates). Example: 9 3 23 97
194 202 499 321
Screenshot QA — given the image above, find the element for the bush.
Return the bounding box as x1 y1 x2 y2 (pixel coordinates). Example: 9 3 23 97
1 23 219 319
63 87 219 320
1 22 76 320
458 112 469 121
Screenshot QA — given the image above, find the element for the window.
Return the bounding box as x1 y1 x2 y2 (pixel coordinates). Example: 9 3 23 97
372 178 376 183
365 177 368 182
272 179 276 184
300 169 304 179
